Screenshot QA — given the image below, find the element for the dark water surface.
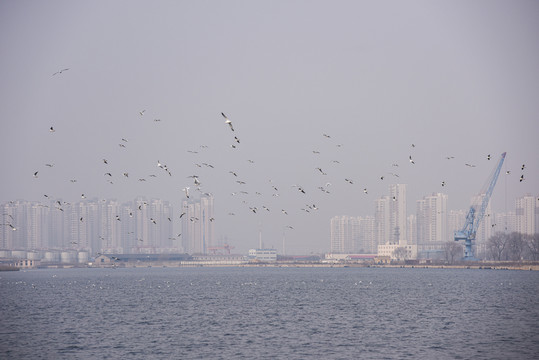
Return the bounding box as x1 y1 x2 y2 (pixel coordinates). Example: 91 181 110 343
1 267 538 359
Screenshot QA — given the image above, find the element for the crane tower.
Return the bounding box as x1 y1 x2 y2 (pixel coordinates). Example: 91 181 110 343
454 152 506 260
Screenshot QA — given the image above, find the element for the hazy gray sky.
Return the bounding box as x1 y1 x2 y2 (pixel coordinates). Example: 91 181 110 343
1 0 538 253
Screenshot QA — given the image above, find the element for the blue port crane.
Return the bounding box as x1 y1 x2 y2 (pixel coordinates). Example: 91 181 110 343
454 152 506 260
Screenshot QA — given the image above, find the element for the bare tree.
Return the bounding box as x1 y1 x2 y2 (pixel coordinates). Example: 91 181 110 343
443 241 463 264
507 232 526 262
392 247 408 261
526 233 539 261
487 232 507 261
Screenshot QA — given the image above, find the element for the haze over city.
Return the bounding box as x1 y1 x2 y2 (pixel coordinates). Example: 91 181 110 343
1 0 538 254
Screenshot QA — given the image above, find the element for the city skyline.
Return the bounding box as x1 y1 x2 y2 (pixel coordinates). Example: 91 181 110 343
2 188 536 256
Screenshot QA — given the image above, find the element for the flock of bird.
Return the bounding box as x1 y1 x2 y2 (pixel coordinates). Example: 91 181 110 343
4 67 531 250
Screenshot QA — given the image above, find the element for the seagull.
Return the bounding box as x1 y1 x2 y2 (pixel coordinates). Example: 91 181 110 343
316 167 327 175
123 172 129 177
487 154 491 160
45 163 54 167
409 155 415 164
441 181 446 187
49 126 55 132
345 178 353 184
234 136 240 144
445 156 455 160
506 170 511 175
521 164 526 170
150 218 157 224
104 172 112 177
363 188 368 194
281 209 288 215
182 187 190 198
520 175 524 182
52 68 69 76
139 109 146 116
221 112 234 131
122 138 128 142
465 163 476 167
323 134 331 138
103 159 108 164
180 212 186 219
81 194 86 199
33 171 38 178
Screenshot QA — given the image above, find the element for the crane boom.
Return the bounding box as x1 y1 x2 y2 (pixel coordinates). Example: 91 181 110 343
454 152 506 260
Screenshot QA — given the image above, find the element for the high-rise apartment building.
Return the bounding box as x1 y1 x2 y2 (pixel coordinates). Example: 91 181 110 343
181 195 214 254
416 193 448 258
389 184 407 245
330 215 376 254
515 194 539 235
375 196 390 245
330 216 359 253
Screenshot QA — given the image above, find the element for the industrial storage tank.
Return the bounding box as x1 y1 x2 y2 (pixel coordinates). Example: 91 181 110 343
77 251 89 264
43 251 60 262
60 251 75 263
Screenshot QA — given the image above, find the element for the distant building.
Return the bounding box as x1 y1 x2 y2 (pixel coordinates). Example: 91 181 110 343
248 249 277 262
181 195 214 254
515 194 539 235
377 243 417 261
416 193 447 258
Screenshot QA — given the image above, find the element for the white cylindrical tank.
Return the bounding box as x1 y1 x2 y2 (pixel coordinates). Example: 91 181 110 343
60 251 75 263
77 251 89 263
43 251 60 262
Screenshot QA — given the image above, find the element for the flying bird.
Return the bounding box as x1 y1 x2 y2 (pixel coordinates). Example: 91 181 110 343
222 112 234 131
49 126 55 133
139 109 146 116
33 171 38 178
520 175 524 182
521 164 526 170
409 155 415 164
52 68 69 76
182 187 190 198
